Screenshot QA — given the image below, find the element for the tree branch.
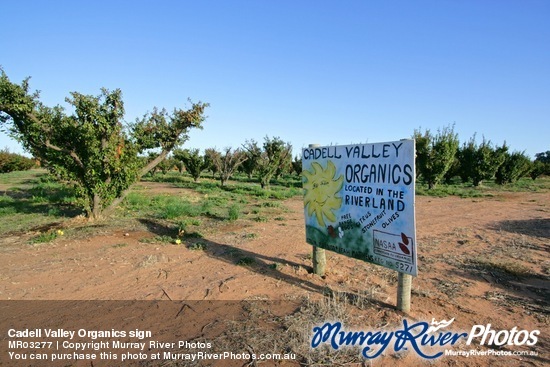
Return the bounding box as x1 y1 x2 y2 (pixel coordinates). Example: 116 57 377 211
102 149 170 217
1 105 86 170
139 150 170 178
44 139 85 169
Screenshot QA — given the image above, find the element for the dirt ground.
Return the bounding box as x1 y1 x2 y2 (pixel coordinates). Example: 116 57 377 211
0 182 548 366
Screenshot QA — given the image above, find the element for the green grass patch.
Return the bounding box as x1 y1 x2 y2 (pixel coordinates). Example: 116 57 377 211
0 176 80 234
29 231 58 244
416 177 550 197
0 169 48 186
125 192 153 209
228 204 241 221
139 235 174 244
416 184 492 198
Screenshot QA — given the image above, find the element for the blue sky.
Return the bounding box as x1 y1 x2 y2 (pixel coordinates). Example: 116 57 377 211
1 0 549 158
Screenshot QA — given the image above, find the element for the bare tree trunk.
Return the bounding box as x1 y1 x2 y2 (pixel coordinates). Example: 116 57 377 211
92 193 102 220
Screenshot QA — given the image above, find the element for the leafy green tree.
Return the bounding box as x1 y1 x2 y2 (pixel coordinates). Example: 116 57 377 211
203 149 218 178
157 156 176 174
0 148 35 173
174 148 207 182
0 70 208 219
413 125 459 189
535 151 550 163
244 136 292 189
458 136 506 186
291 155 302 176
529 160 547 180
271 139 293 179
241 139 262 179
173 157 185 174
205 147 247 186
172 149 186 174
528 151 550 180
443 154 461 184
495 150 531 185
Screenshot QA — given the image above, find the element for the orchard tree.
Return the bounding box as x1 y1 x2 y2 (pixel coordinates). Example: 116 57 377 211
458 136 506 186
495 150 531 185
0 70 208 219
203 149 218 178
529 160 547 180
205 147 247 186
0 148 35 173
244 136 292 189
240 139 262 179
172 149 187 175
157 156 176 175
443 155 461 184
535 151 550 164
291 155 302 176
268 137 293 180
173 156 185 174
174 148 208 182
530 151 550 180
413 125 459 189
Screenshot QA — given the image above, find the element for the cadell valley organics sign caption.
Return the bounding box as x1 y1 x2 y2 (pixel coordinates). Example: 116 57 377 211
302 140 417 276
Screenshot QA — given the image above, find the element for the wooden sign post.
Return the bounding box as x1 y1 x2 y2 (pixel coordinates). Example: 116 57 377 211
308 144 327 276
302 140 417 312
312 246 326 276
397 272 412 312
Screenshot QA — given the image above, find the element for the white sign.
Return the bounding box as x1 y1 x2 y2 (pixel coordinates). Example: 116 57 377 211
302 140 417 276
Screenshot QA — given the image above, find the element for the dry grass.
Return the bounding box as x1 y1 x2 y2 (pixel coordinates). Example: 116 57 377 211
155 291 402 367
484 291 550 324
467 257 534 278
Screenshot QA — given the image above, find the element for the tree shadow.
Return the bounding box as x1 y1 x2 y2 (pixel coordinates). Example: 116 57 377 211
457 261 548 299
138 218 179 237
0 187 82 218
489 218 550 239
138 218 396 311
445 261 549 365
447 259 549 322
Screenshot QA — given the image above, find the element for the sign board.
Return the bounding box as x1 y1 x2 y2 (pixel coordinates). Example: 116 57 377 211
302 140 417 276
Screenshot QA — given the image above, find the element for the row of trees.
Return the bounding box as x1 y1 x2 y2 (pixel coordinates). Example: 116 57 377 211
156 126 549 191
0 148 36 173
414 125 550 189
146 136 296 188
156 126 546 193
